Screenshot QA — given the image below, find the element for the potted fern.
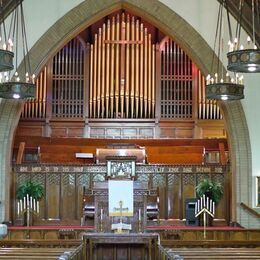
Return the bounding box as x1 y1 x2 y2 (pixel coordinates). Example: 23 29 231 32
195 178 223 204
16 180 44 200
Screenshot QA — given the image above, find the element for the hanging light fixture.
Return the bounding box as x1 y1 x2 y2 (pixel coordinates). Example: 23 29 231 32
206 0 244 101
227 0 260 73
0 1 14 73
0 0 35 99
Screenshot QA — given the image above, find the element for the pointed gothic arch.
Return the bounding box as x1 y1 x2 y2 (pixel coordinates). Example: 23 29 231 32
0 0 253 226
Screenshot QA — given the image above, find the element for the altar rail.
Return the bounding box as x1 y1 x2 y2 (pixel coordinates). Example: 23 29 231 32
6 226 94 240
153 228 260 242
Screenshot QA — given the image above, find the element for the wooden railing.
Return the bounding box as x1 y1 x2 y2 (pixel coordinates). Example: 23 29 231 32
240 202 260 218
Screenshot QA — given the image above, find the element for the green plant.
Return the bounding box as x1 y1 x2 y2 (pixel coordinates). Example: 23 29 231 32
195 178 223 204
16 180 44 200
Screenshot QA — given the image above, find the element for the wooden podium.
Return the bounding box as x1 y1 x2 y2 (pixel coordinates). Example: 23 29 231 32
83 233 159 260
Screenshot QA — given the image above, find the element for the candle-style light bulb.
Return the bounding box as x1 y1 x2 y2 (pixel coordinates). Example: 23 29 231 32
228 40 232 52
26 72 29 83
235 73 239 83
239 75 244 84
234 38 238 50
240 45 244 50
247 36 251 46
230 43 234 52
32 74 36 84
214 73 218 83
206 74 211 85
8 38 13 51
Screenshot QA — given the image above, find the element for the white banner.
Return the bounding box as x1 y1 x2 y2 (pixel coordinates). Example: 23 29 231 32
109 180 133 217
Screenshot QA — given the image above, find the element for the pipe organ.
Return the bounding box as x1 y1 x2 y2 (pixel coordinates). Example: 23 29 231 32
19 10 224 138
160 38 193 119
21 67 47 119
89 13 156 119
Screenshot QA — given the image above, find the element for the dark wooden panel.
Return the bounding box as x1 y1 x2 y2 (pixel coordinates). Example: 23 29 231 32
51 128 67 137
16 126 43 137
175 128 194 138
68 128 84 137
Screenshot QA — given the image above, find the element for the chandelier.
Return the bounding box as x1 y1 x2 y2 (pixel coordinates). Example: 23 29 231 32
206 0 244 101
227 0 260 73
0 1 14 73
0 0 35 99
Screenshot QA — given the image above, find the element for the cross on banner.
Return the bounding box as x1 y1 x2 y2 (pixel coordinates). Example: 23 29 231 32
113 200 129 218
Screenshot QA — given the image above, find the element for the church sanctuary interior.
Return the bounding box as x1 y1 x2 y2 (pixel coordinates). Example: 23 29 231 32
0 0 260 259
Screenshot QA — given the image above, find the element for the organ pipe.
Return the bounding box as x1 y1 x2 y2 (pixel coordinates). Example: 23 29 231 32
88 13 156 119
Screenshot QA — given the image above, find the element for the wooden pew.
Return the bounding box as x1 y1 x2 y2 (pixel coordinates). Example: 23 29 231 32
0 241 83 260
0 247 71 259
165 247 260 259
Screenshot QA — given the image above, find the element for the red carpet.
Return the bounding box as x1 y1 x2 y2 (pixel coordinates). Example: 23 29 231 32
9 225 242 230
145 226 243 230
9 225 95 230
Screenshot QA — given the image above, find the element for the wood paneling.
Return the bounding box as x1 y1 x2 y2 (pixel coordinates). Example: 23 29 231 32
16 126 43 137
14 136 228 150
146 146 204 164
84 233 158 260
14 164 228 226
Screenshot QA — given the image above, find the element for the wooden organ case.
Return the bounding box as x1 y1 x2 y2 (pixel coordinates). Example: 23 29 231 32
17 9 225 139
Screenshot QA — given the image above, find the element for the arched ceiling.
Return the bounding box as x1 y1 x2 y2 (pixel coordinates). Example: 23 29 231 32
1 0 259 46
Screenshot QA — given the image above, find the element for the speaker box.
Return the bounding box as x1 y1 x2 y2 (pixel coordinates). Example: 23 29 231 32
185 198 199 226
